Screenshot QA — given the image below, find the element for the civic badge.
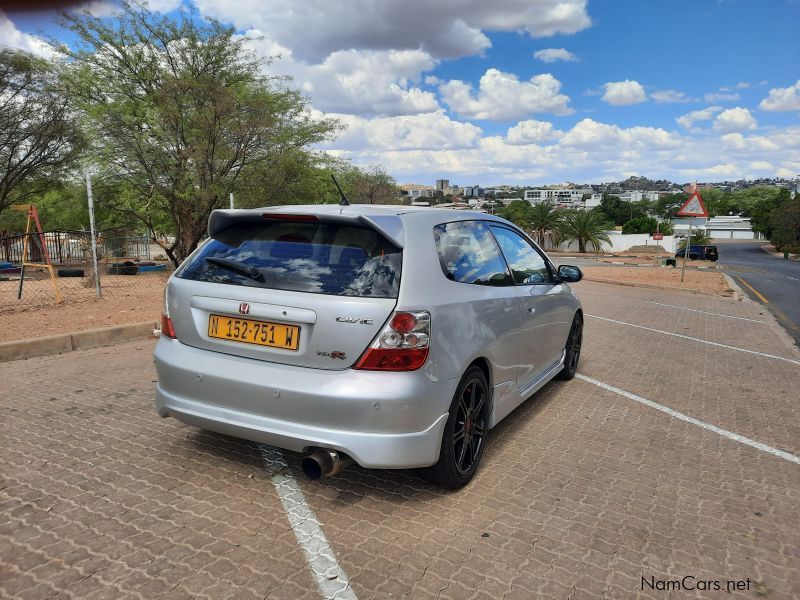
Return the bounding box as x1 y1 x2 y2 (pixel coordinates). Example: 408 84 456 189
239 302 250 315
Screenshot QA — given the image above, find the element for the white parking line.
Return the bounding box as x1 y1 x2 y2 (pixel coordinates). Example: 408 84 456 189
585 314 800 366
260 445 357 600
638 300 767 322
578 290 767 323
576 374 800 465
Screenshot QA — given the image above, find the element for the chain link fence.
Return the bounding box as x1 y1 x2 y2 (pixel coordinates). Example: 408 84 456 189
0 229 172 315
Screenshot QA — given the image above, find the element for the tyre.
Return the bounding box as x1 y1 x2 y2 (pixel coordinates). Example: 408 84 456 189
423 366 489 489
556 312 583 381
108 261 139 275
57 268 84 278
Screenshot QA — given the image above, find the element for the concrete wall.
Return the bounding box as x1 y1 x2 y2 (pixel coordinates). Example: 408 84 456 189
553 232 677 253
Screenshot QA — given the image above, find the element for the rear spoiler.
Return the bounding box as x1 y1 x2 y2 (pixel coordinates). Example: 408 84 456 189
207 208 406 248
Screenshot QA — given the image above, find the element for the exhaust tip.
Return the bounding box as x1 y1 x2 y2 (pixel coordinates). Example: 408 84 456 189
302 449 353 480
302 455 324 480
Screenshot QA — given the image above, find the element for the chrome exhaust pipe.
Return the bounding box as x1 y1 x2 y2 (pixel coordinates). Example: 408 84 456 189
302 449 353 480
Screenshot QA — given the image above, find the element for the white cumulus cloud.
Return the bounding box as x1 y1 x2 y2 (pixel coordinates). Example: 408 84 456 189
713 107 758 132
506 120 563 144
601 80 647 106
650 89 694 103
439 68 573 120
759 80 800 112
676 106 723 130
244 33 439 117
0 10 55 57
533 48 578 63
704 92 740 102
321 111 483 152
194 0 591 63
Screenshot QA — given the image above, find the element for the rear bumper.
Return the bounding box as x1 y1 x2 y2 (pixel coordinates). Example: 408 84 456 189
154 338 455 468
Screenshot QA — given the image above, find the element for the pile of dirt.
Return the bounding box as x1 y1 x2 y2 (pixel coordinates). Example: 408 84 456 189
625 245 668 254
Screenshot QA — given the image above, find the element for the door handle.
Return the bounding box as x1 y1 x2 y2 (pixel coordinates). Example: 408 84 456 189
527 307 536 314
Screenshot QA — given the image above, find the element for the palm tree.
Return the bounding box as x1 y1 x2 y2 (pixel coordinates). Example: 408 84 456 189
677 228 711 249
528 202 562 249
559 210 612 253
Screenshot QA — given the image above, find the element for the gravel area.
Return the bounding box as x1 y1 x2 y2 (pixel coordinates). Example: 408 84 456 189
582 265 732 296
0 275 164 342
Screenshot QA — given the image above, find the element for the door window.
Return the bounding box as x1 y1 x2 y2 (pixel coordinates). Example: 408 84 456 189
489 226 552 285
433 221 513 286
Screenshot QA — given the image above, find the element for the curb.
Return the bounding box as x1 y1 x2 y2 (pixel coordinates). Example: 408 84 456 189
0 321 157 363
723 274 745 301
581 276 735 298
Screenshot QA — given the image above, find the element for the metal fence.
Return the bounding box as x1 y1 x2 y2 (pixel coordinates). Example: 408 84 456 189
0 229 171 315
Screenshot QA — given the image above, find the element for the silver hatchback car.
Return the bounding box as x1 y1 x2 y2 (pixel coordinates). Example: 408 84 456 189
155 205 583 488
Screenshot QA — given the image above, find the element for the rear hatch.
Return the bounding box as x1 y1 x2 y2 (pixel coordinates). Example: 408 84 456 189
167 211 403 370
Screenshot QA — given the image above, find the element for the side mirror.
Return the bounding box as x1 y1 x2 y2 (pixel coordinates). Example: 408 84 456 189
557 264 582 282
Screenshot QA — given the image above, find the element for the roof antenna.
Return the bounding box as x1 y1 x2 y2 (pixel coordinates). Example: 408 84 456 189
331 174 350 206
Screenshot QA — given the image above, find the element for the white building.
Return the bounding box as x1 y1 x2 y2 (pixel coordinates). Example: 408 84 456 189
586 193 603 208
616 190 659 202
705 216 760 239
618 191 643 202
670 215 760 240
524 188 592 208
408 188 434 199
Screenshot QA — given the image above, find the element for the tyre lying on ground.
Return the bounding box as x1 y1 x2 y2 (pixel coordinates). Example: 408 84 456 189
154 204 584 488
107 261 139 275
57 267 85 277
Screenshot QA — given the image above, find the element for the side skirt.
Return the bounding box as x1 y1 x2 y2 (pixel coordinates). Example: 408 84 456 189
488 350 565 428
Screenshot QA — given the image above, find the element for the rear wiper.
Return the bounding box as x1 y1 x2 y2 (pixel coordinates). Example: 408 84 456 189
204 257 264 282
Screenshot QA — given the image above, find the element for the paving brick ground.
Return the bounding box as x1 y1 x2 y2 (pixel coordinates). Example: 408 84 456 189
2 280 799 599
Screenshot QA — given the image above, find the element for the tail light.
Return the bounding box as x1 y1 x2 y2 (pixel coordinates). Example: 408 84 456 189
160 286 176 339
355 311 430 371
161 314 177 339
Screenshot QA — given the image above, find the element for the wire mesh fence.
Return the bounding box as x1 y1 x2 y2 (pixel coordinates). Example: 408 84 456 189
0 229 172 315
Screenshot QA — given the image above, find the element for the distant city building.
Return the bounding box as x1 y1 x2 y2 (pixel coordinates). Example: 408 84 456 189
586 193 603 208
524 188 592 208
618 191 643 202
435 179 449 190
463 185 485 197
408 188 434 199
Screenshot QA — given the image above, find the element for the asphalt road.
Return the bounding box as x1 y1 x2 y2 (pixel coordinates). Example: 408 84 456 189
716 240 800 345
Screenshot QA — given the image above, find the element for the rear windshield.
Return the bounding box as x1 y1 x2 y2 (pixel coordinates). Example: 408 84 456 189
178 219 402 298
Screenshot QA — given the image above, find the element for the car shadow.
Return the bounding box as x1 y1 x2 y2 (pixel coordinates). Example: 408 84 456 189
182 378 566 502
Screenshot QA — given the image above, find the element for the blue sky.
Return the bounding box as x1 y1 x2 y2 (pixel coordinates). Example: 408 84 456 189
2 0 799 186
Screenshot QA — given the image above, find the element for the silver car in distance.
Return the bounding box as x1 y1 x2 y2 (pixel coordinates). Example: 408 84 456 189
155 205 583 488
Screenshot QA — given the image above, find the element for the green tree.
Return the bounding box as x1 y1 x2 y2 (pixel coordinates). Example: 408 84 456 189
594 194 628 226
559 210 612 253
60 3 340 266
0 49 85 218
742 187 789 238
527 201 562 249
621 215 658 235
498 199 533 229
769 196 800 253
654 193 685 219
338 164 399 205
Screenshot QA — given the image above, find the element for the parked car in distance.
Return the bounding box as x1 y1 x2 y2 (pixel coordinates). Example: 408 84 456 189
155 205 584 489
675 244 718 261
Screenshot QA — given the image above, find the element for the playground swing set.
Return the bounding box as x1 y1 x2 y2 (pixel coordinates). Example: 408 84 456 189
11 204 63 303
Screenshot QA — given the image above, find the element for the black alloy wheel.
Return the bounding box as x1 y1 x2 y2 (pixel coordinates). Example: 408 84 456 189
423 366 489 489
557 313 583 380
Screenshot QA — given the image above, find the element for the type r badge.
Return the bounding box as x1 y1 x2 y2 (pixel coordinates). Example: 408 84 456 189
317 351 347 360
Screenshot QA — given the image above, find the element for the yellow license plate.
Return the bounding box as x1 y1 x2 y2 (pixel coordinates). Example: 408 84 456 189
208 314 300 350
